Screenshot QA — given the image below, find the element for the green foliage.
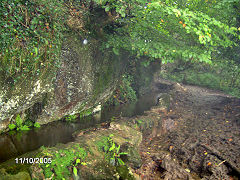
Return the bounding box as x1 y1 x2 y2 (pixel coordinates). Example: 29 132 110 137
9 114 41 131
65 114 77 122
73 166 78 177
40 145 87 179
19 125 30 131
119 75 137 102
79 109 93 118
1 0 239 88
34 122 41 128
136 119 143 124
0 0 66 82
102 0 239 64
93 0 133 18
98 134 128 166
160 59 240 97
15 114 23 127
15 114 30 131
8 123 16 130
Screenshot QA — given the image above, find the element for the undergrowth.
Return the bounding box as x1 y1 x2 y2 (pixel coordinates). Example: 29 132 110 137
8 114 40 131
39 145 87 180
96 134 128 166
65 114 77 122
0 0 67 83
160 59 240 97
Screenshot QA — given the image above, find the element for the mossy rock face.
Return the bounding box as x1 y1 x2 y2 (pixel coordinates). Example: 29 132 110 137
0 169 31 180
0 32 129 132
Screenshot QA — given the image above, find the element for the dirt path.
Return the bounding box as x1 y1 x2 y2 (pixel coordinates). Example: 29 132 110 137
134 81 240 179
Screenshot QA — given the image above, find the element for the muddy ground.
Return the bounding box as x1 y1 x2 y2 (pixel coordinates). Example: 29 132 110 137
134 80 240 180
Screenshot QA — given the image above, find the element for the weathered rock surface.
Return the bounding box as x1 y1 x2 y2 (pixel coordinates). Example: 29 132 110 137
0 34 128 132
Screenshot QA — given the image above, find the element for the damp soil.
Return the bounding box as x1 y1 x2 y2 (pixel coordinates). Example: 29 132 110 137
133 80 240 180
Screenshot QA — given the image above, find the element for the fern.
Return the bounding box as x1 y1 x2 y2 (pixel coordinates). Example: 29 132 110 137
16 114 23 127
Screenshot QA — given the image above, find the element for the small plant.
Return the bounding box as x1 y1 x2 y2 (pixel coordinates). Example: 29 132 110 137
8 114 40 131
19 125 30 131
8 124 16 130
40 145 87 179
15 114 30 131
73 166 78 177
65 114 77 122
72 158 86 179
104 134 128 166
79 109 93 118
16 114 23 128
34 122 41 128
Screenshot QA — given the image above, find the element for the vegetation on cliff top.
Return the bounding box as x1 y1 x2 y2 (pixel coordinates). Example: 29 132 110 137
1 0 239 93
0 0 66 83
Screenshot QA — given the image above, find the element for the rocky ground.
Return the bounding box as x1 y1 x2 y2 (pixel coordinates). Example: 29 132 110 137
134 80 240 180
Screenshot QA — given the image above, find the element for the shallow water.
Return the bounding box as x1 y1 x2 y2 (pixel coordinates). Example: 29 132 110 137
0 91 159 163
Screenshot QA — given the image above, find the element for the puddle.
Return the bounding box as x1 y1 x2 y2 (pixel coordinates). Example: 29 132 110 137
0 91 160 163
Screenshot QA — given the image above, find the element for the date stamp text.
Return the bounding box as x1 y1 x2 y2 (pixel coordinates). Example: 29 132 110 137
15 157 52 164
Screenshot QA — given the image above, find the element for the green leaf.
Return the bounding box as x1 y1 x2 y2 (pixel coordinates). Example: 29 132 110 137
20 125 30 131
73 167 78 176
105 6 110 12
109 143 115 151
34 47 38 55
34 122 41 128
141 61 150 67
31 17 38 24
120 12 126 17
76 159 81 165
8 124 16 130
117 158 125 165
112 48 119 55
16 115 23 127
116 145 120 154
81 162 87 165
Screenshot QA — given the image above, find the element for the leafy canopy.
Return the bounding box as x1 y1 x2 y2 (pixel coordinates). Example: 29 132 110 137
1 0 239 80
100 0 240 64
